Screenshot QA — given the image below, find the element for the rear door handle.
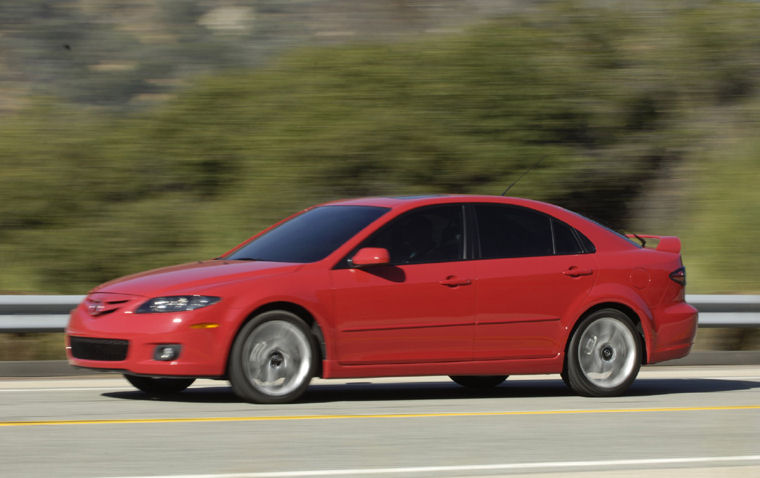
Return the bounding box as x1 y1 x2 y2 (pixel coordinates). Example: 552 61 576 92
563 267 593 277
439 276 472 287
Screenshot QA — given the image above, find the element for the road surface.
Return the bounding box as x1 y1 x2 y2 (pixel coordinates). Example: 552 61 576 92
1 366 759 478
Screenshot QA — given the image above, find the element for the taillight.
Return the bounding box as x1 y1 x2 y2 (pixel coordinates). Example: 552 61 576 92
669 267 686 285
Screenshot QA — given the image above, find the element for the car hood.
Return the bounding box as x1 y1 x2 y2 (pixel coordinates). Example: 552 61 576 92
92 260 302 297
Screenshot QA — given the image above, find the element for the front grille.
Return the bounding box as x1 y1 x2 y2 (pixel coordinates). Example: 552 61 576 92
85 295 133 317
70 336 128 361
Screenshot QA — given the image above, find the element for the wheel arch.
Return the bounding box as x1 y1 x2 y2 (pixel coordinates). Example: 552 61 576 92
564 302 649 372
225 301 327 378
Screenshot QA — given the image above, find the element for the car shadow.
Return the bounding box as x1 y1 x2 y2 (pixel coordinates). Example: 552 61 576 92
626 377 760 396
101 376 760 404
103 386 240 403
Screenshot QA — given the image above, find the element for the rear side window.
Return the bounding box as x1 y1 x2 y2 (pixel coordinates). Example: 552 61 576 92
552 218 583 255
475 204 553 258
475 204 592 258
576 229 596 253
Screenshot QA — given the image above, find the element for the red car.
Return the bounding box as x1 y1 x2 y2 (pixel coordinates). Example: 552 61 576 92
66 195 697 403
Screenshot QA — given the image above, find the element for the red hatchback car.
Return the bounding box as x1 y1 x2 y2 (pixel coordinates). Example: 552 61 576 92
66 195 697 403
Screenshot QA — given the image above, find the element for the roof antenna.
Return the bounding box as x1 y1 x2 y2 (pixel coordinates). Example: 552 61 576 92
501 157 547 196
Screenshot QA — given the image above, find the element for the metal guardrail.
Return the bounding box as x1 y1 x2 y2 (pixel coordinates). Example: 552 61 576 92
0 295 84 333
687 295 760 327
0 294 759 333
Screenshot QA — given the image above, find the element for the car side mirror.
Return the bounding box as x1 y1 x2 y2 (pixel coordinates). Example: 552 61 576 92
350 247 390 267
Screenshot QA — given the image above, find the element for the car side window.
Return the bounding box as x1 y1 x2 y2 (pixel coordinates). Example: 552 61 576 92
576 230 596 253
552 218 584 255
361 205 464 265
475 204 554 259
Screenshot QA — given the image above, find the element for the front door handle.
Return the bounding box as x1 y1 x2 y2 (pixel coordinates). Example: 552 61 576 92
563 266 593 277
439 276 472 287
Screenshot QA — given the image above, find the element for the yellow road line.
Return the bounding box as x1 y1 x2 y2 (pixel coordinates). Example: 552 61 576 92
1 405 759 427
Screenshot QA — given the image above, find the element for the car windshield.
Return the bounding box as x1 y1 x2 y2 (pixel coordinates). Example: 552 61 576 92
225 205 389 263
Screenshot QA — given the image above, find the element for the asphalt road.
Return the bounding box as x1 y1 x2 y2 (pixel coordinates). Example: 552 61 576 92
1 366 759 478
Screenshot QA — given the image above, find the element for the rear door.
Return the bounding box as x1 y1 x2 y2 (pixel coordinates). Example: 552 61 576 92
472 204 596 360
330 204 476 365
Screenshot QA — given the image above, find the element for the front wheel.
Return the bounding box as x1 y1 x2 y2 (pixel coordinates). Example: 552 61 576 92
124 375 195 395
229 311 317 404
564 309 641 397
450 375 508 389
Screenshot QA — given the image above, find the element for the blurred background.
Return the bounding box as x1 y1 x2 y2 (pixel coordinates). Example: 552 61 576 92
1 0 758 357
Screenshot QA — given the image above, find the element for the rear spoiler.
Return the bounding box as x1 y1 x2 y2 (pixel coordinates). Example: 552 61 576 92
625 234 681 254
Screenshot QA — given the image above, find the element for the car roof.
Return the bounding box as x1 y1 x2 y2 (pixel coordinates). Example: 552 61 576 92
320 194 567 214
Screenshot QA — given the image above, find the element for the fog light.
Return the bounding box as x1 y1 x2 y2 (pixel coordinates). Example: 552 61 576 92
154 345 181 361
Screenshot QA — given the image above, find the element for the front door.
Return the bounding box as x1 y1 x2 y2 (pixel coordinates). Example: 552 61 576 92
330 204 476 365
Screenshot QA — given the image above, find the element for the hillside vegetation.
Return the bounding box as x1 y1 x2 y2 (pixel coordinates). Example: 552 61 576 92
1 0 759 293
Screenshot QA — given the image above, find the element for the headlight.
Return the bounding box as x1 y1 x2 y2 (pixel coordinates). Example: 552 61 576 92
135 296 220 314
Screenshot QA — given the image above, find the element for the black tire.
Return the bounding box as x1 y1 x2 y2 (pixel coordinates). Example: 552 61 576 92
450 375 508 389
124 375 195 395
564 308 641 397
229 311 317 404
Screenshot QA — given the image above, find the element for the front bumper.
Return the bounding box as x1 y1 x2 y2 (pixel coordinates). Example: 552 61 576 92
66 295 234 377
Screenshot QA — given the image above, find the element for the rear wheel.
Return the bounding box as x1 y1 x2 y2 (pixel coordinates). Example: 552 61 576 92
229 311 316 404
565 308 641 397
124 375 195 395
450 375 508 389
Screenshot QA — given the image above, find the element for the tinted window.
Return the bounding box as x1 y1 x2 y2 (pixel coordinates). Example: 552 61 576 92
475 204 553 259
573 214 635 249
226 206 388 263
359 205 464 265
577 230 596 253
552 218 583 255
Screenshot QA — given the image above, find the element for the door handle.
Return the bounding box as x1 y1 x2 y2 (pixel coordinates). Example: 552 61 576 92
563 267 593 277
439 276 472 287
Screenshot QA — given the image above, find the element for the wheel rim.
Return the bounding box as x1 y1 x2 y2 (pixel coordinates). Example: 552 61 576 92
577 317 637 389
241 320 312 397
